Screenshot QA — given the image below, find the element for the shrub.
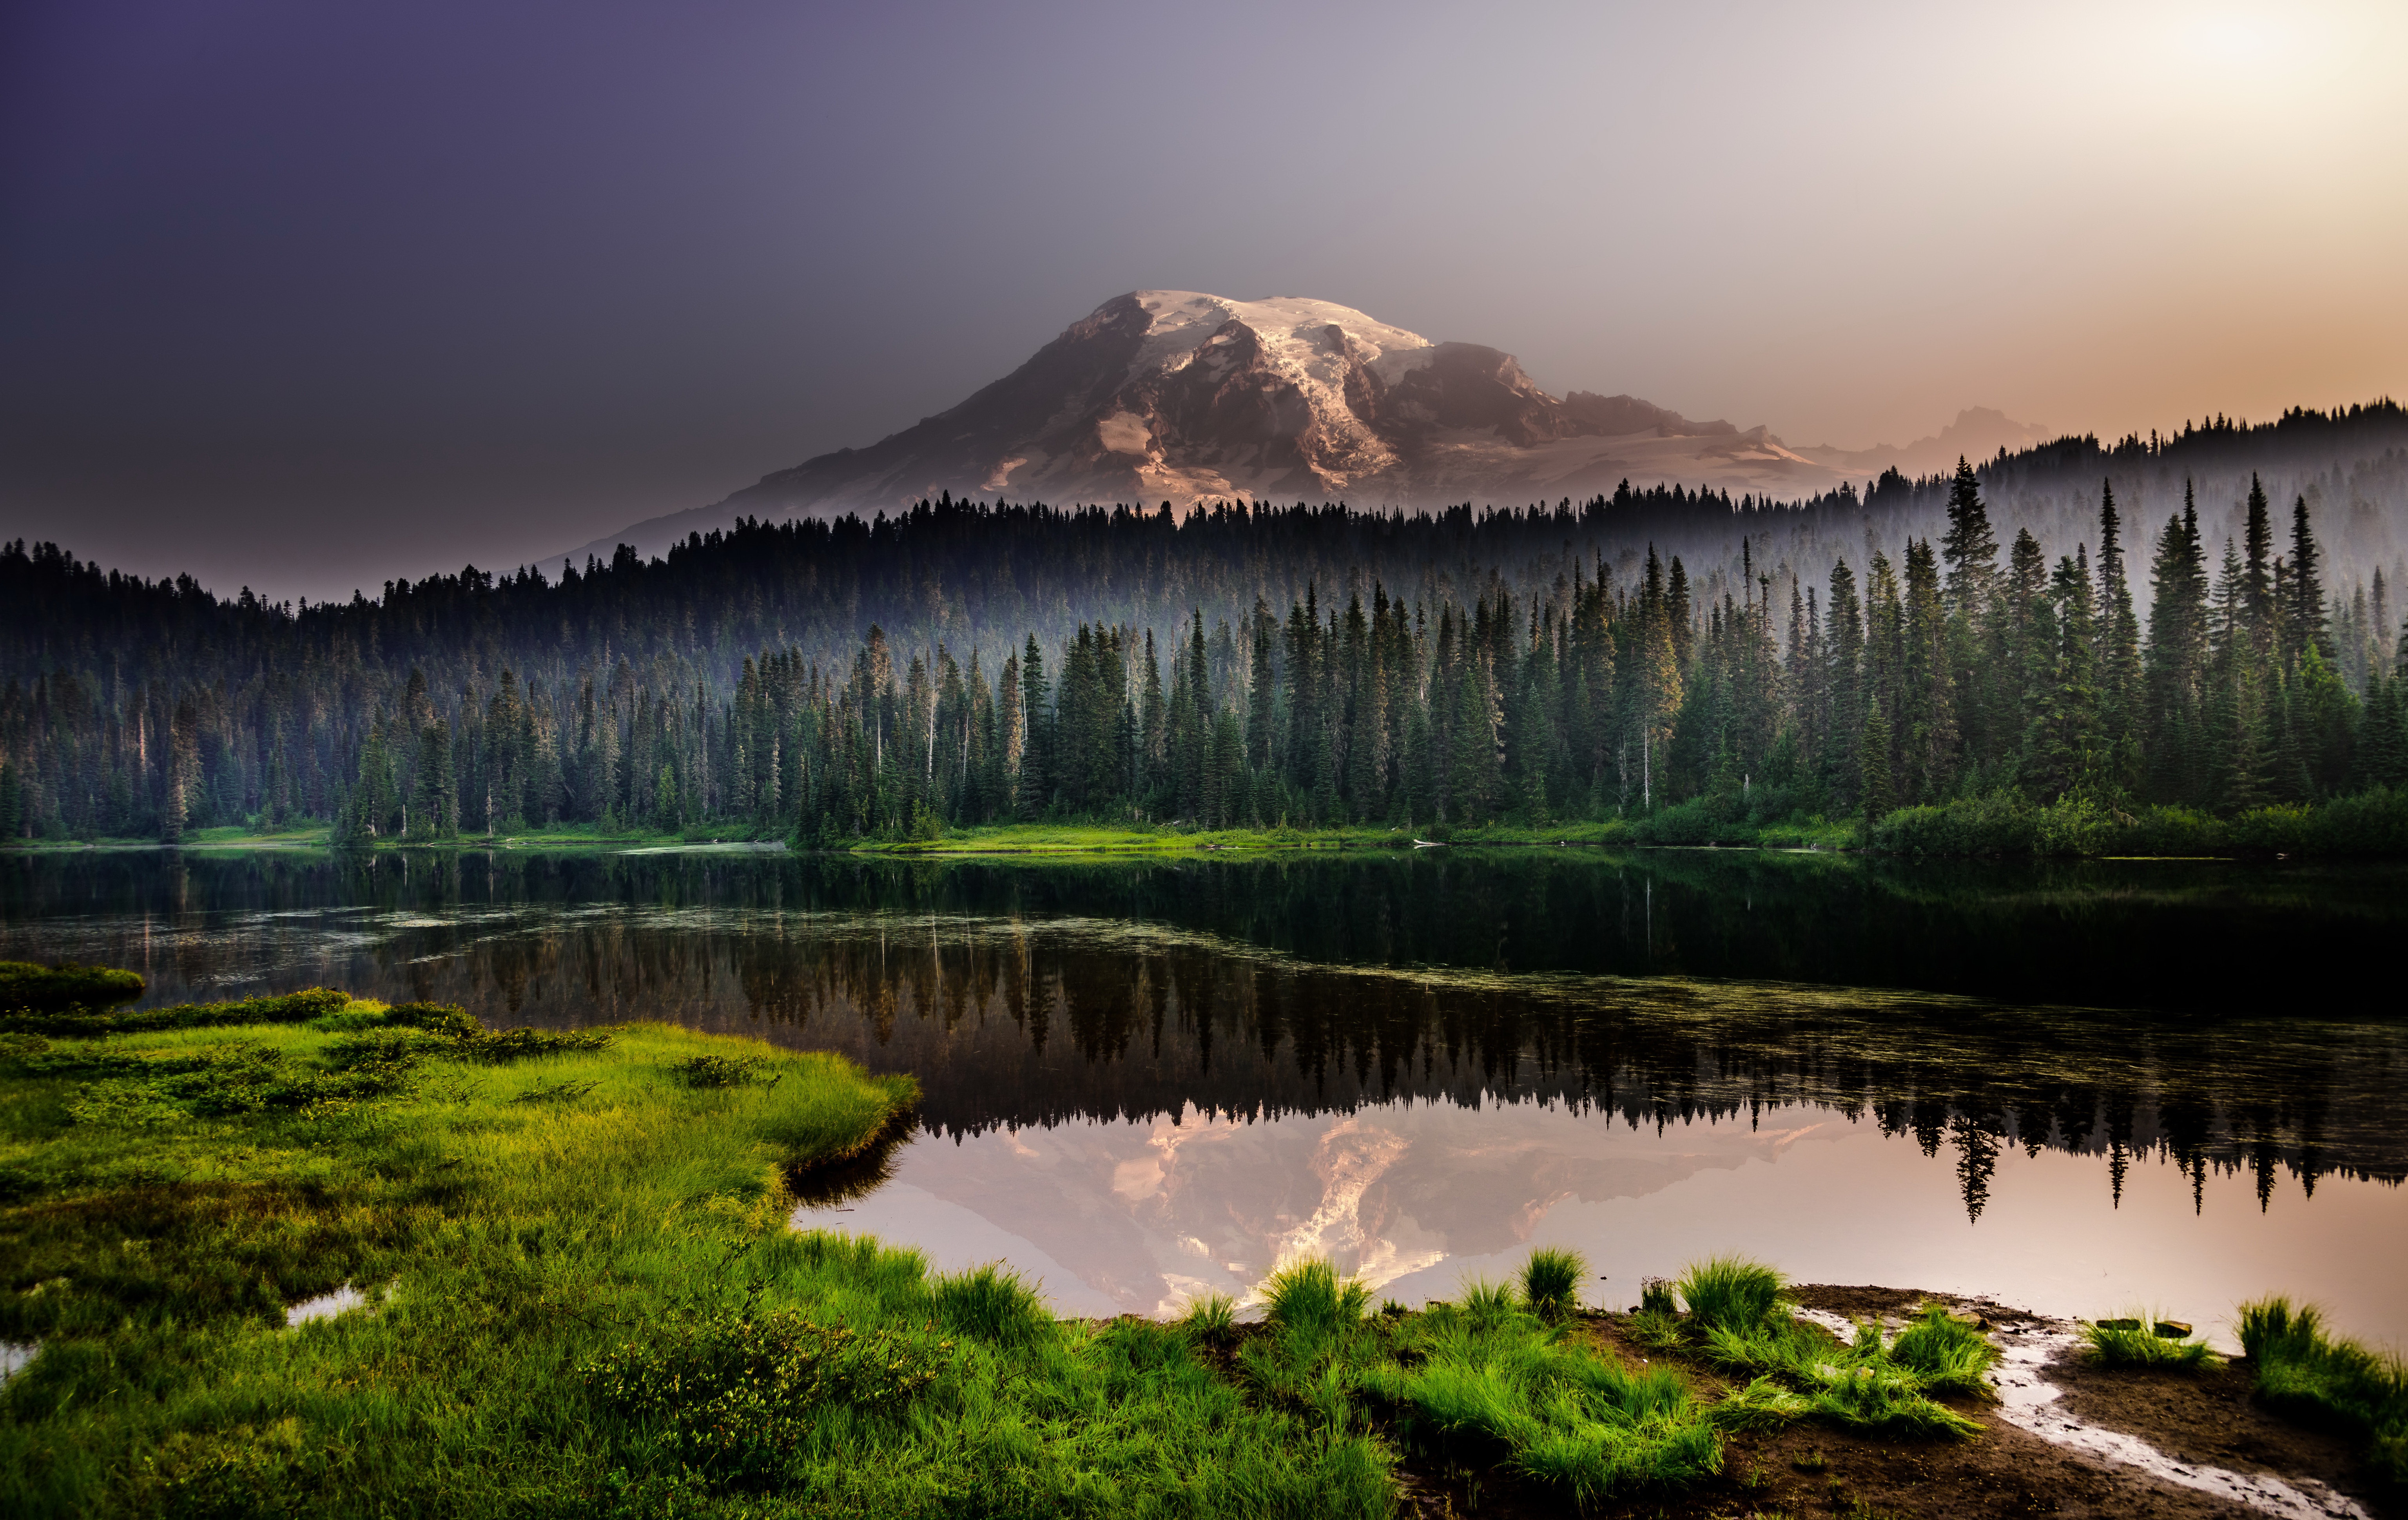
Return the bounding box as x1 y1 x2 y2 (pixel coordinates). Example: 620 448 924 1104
1 987 346 1037
672 1053 780 1088
582 1293 950 1490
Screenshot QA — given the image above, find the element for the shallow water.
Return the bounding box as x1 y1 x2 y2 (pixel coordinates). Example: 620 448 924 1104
6 847 2404 1342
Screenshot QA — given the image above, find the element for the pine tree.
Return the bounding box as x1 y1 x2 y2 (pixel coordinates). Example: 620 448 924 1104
1899 538 1956 802
2243 473 2276 653
1017 636 1050 816
1822 558 1863 808
409 720 457 838
2094 481 2143 795
2029 550 2102 800
2143 486 2212 804
2287 494 2330 664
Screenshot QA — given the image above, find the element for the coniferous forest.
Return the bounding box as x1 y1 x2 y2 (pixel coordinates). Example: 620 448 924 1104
5 404 2408 850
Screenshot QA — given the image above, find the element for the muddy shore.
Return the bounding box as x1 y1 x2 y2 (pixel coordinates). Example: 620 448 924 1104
1389 1282 2389 1520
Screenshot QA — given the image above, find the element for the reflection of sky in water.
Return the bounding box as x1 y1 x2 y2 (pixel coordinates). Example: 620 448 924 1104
8 860 2406 1345
803 1100 2407 1347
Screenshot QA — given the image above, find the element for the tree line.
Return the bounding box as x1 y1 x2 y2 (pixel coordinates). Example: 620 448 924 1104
3 400 2406 843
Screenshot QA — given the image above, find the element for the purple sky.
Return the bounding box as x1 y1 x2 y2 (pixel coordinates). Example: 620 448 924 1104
5 0 2403 601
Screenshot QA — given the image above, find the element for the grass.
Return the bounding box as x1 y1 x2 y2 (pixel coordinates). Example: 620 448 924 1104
1362 1284 1721 1505
1663 1259 1995 1438
1519 1246 1587 1322
2080 1313 2217 1371
2238 1297 2408 1487
844 813 1864 857
0 976 1402 1519
0 965 2366 1513
1870 785 2408 859
0 961 145 1014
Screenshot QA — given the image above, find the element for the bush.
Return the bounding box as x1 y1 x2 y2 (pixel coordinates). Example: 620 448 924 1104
672 1053 780 1088
1 987 348 1037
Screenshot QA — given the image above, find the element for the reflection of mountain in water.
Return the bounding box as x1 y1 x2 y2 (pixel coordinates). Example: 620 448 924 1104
4 849 2403 1223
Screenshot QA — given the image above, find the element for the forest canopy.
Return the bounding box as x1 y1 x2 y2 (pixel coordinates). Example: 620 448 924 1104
4 403 2407 846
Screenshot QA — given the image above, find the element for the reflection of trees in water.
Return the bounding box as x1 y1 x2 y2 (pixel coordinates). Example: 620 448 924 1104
5 849 2405 1223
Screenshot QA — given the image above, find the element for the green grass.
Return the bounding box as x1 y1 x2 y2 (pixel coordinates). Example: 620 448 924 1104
0 961 146 1014
1678 1256 1790 1333
2238 1297 2408 1487
1870 785 2408 859
1363 1288 1720 1505
844 813 1867 857
1519 1246 1587 1322
2080 1313 2217 1371
0 987 1403 1518
1658 1260 1993 1439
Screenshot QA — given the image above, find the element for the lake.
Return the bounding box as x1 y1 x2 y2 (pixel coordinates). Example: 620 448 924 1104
5 845 2404 1346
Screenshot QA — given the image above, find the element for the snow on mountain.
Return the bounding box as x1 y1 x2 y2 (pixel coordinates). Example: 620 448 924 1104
560 291 2032 566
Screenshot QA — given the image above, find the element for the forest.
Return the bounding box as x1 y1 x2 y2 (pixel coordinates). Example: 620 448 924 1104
3 402 2407 849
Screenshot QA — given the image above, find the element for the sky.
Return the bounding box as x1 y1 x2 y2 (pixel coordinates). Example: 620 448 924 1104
3 0 2404 603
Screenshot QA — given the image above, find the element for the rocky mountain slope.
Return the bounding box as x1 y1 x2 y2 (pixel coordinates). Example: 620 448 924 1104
566 292 2031 564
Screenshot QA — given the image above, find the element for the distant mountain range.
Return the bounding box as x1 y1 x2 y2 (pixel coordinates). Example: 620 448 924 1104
564 291 2051 565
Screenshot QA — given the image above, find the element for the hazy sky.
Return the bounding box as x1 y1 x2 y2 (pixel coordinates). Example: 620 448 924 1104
4 0 2404 601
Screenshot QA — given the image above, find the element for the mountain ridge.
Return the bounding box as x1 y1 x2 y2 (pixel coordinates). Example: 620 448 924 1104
562 292 2034 566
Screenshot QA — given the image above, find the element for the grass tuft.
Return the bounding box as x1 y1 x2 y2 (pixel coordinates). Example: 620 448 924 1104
2082 1311 2216 1371
1679 1255 1788 1332
2239 1297 2408 1487
1520 1246 1587 1321
928 1262 1053 1349
1263 1257 1370 1336
1182 1291 1238 1349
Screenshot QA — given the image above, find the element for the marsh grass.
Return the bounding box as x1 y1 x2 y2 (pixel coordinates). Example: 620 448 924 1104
0 988 1393 1518
1361 1260 1721 1504
1679 1256 1788 1331
2239 1297 2408 1486
0 962 145 1014
1658 1260 1992 1439
2081 1312 2216 1371
1180 1292 1238 1350
1519 1246 1587 1321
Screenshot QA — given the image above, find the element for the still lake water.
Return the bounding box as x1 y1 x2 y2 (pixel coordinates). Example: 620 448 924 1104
5 846 2404 1346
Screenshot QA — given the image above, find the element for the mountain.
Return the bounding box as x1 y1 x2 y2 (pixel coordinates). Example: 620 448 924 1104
563 292 2024 564
1794 406 2056 477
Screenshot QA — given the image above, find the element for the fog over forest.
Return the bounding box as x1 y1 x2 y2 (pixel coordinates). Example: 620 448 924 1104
4 401 2406 845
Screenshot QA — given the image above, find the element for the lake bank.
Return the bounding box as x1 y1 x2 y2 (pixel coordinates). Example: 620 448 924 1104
2 971 2400 1516
10 782 2408 860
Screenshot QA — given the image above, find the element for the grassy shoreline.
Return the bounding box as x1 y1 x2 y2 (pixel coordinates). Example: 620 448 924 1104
2 967 2401 1514
11 785 2408 860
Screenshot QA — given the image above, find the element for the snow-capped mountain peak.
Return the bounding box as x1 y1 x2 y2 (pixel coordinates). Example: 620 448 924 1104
560 291 2033 565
